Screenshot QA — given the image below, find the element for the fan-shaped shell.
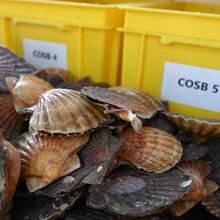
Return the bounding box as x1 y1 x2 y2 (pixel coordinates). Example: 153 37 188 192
117 127 182 173
0 46 36 92
167 113 220 137
202 190 220 218
82 86 164 119
87 168 191 217
171 160 213 216
0 92 26 139
29 89 106 134
15 132 89 192
6 75 53 112
0 133 21 218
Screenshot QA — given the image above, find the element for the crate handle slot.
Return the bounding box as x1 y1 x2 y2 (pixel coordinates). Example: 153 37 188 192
13 18 75 31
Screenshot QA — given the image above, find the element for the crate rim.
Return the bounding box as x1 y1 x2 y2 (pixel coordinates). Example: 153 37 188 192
119 3 220 19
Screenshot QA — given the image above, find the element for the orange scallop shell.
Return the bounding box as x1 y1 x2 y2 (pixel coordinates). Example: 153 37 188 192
171 160 214 216
117 127 182 173
0 92 26 139
29 89 106 134
6 75 53 112
15 132 89 192
167 113 220 137
0 133 21 218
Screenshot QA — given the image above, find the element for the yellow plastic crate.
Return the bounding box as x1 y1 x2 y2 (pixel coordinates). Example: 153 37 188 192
0 0 127 85
120 0 220 120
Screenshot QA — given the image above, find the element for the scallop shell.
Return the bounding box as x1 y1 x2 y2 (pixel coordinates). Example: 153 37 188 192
117 127 182 173
29 89 106 134
0 92 26 139
0 133 21 218
15 132 89 192
171 160 212 216
34 68 71 87
37 128 122 198
6 75 53 112
202 190 220 218
87 168 191 217
167 113 220 137
82 86 164 119
0 46 36 92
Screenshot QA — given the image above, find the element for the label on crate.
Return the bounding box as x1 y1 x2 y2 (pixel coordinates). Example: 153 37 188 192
161 62 220 112
23 39 67 69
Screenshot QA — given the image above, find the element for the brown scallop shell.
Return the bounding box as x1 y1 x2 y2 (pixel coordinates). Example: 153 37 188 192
166 113 220 137
117 127 182 173
34 68 71 87
87 168 191 217
0 133 21 218
82 86 164 119
202 189 220 218
15 132 89 192
0 92 26 139
29 89 106 134
0 46 36 92
171 160 213 216
6 75 53 112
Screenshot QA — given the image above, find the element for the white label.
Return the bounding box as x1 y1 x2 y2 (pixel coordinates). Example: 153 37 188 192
23 39 67 69
161 62 220 113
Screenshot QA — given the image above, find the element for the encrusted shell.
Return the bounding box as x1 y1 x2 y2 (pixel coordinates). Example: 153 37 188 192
0 92 26 139
29 89 106 134
82 86 164 119
166 113 220 137
15 132 89 192
117 127 182 173
6 75 53 112
202 190 220 218
0 133 21 218
0 46 36 92
87 168 191 217
171 160 213 216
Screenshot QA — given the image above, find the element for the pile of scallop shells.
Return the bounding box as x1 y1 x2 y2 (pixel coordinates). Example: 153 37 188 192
0 45 219 220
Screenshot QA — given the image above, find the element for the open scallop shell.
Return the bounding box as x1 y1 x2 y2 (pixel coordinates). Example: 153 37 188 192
0 133 21 218
0 46 36 92
34 68 71 87
202 189 220 218
117 127 182 173
15 131 89 192
81 87 164 132
166 113 220 137
37 128 122 198
171 160 213 216
87 168 191 217
0 92 26 139
6 75 53 113
29 89 106 134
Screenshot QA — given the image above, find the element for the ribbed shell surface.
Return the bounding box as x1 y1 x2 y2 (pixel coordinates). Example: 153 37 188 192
0 46 36 92
16 132 89 192
87 169 191 217
117 127 182 173
8 75 53 111
82 86 164 119
167 113 220 137
0 92 26 139
29 89 106 134
171 160 212 216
